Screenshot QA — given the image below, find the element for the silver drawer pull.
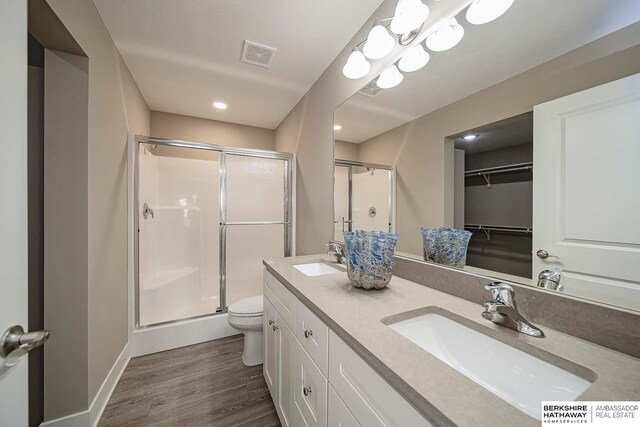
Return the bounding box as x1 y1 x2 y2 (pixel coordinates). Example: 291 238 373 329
304 329 313 339
303 386 312 396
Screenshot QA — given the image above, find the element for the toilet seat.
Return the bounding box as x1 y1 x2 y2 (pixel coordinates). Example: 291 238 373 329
228 295 263 318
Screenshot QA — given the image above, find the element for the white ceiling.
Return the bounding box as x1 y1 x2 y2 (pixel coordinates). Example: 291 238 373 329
335 0 640 143
92 0 384 129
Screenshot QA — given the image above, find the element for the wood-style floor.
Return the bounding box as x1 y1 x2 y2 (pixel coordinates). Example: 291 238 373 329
99 335 280 427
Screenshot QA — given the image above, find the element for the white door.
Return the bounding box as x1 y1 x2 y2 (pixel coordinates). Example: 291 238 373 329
1 2 30 425
533 73 640 310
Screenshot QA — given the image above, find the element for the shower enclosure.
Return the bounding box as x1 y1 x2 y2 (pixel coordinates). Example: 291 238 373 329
134 136 293 328
334 159 395 241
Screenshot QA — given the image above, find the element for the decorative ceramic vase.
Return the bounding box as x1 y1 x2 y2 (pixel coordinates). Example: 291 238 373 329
343 230 399 290
419 227 472 268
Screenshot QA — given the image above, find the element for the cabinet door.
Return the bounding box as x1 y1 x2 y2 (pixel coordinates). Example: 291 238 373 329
263 297 279 398
294 341 328 427
329 331 432 427
277 320 296 427
328 385 360 427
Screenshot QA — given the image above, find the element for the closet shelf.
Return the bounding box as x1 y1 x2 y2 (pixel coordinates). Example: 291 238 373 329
465 224 532 240
464 162 533 177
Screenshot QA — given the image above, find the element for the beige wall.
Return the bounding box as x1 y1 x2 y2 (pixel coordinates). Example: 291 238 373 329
275 0 472 254
356 23 640 255
44 49 89 419
150 110 275 151
334 139 359 161
43 0 150 420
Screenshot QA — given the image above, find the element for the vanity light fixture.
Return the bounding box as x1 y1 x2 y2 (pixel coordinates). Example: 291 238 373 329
363 22 396 60
212 101 228 110
376 64 404 89
398 43 430 72
463 134 479 140
425 17 464 52
342 47 371 79
390 0 430 35
466 0 514 25
334 125 342 131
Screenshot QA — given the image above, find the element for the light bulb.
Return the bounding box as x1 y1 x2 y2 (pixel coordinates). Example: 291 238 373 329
398 43 430 72
425 18 464 52
342 48 371 79
466 0 514 25
363 23 395 60
376 65 404 89
390 0 430 35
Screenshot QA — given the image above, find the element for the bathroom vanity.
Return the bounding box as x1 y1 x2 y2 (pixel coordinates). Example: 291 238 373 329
263 255 640 427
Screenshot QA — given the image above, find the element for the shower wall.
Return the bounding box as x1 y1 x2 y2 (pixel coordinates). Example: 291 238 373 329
138 145 220 326
352 168 391 232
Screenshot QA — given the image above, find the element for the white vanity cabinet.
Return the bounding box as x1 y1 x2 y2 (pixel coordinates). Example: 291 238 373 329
263 270 432 427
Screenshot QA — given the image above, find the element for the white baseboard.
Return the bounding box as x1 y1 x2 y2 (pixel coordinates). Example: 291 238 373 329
41 343 130 427
131 313 238 357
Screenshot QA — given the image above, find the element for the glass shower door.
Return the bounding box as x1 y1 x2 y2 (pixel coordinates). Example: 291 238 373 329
223 153 290 307
334 165 351 241
137 144 220 326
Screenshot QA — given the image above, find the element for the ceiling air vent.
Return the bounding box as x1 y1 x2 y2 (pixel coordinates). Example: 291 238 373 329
358 79 383 97
241 40 277 68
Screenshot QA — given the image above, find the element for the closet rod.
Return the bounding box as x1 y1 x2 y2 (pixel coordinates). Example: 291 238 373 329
465 162 533 177
465 224 533 233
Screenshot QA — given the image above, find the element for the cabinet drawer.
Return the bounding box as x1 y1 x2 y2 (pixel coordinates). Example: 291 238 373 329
328 331 433 427
294 340 328 427
264 270 296 329
328 384 360 427
295 299 329 376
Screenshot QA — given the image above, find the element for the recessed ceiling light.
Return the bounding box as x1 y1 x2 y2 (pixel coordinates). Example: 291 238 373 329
334 125 342 131
463 134 479 140
212 101 228 110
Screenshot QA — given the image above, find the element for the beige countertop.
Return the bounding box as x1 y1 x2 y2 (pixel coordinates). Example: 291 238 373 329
264 254 640 427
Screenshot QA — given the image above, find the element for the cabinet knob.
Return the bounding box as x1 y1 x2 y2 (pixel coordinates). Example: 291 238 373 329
268 320 274 325
303 386 312 396
304 329 313 339
272 325 279 331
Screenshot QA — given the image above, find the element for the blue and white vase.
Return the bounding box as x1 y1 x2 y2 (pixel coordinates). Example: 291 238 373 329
420 227 472 268
343 230 399 290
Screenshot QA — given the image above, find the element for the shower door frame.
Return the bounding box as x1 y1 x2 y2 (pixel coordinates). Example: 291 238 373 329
334 159 396 235
133 135 294 329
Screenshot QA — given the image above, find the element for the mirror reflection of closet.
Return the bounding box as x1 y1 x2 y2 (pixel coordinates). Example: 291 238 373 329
452 113 533 279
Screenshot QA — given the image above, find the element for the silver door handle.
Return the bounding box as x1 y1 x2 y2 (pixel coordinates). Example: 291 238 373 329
1 325 50 367
536 249 559 260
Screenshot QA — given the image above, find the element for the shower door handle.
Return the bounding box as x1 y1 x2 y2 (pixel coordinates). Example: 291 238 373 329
143 203 154 219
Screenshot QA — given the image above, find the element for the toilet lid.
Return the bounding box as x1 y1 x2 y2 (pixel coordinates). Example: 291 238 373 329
228 295 263 316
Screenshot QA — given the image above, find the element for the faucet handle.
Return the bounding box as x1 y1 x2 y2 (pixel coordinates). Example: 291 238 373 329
484 282 516 307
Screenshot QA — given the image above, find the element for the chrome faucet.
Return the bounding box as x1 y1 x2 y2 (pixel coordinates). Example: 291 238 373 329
481 282 544 338
327 242 346 265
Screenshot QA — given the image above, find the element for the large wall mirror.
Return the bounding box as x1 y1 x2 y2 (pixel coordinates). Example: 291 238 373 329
333 0 640 312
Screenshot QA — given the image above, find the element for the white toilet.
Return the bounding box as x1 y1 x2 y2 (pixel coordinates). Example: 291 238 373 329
227 295 264 366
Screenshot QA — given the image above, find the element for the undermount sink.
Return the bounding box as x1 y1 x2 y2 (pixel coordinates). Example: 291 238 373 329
293 261 344 277
385 310 593 420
